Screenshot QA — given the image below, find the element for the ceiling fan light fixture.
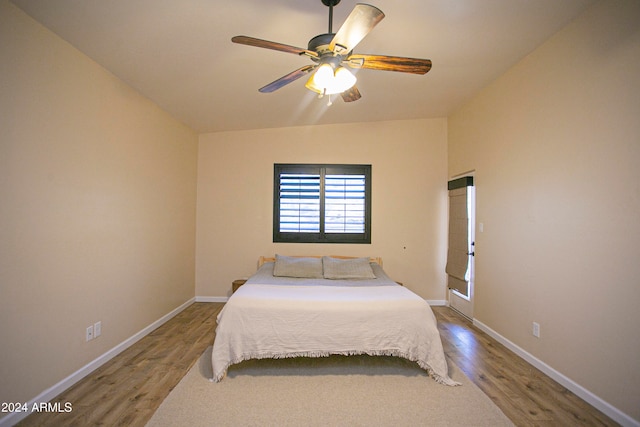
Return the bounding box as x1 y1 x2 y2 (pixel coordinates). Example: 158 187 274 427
334 66 357 89
232 1 431 103
312 63 334 88
305 64 356 96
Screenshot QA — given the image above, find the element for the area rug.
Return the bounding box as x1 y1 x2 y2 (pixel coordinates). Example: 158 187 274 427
146 346 513 426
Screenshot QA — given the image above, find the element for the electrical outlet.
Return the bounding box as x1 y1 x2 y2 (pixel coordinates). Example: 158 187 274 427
94 321 102 338
86 325 94 341
532 322 540 338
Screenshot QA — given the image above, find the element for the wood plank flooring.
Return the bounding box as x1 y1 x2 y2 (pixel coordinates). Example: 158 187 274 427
17 303 222 427
435 307 618 426
16 303 618 426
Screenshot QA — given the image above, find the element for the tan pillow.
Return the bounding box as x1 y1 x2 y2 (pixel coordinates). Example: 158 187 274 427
273 255 323 278
322 256 376 280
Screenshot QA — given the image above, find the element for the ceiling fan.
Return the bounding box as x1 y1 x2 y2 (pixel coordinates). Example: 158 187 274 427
232 0 432 103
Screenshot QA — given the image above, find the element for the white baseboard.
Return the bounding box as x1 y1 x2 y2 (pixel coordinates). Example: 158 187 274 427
473 319 639 427
195 296 228 303
0 297 195 427
427 299 448 306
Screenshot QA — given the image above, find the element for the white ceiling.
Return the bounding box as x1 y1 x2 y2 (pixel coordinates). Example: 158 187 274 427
12 0 596 133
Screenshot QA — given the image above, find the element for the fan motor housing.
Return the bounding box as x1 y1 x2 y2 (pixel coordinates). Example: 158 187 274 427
308 33 335 55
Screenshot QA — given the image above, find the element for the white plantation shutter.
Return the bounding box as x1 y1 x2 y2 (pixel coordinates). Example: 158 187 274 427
279 173 320 232
274 164 371 243
324 174 366 233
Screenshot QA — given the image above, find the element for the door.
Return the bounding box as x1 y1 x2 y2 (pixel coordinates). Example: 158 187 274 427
446 175 475 319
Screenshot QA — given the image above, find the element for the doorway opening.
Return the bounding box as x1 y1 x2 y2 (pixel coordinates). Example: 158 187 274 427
447 174 475 319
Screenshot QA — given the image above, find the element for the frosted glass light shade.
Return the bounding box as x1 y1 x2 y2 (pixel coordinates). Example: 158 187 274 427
305 65 356 95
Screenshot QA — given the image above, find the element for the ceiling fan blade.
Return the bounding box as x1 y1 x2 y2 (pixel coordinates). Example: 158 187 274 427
341 85 362 102
258 65 316 93
346 53 432 75
232 36 318 58
329 4 384 55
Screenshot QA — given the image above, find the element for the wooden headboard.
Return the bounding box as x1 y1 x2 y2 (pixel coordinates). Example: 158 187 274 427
258 255 382 268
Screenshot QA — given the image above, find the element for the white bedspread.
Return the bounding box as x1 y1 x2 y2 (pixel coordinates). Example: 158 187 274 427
211 282 459 386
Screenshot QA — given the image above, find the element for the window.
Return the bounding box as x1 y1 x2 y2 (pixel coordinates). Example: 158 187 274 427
273 164 371 243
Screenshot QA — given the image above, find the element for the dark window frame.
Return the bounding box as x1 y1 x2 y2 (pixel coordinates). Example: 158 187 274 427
273 163 372 244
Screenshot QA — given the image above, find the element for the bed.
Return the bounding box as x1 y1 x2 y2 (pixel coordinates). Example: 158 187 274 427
211 255 459 386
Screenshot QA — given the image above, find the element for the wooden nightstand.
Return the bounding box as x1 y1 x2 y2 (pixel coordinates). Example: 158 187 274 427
232 279 247 293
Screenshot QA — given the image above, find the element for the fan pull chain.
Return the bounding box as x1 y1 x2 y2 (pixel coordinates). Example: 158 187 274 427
317 89 333 106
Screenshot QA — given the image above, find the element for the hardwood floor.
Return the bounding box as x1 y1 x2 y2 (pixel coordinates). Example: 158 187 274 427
17 303 222 427
17 303 618 426
434 307 618 426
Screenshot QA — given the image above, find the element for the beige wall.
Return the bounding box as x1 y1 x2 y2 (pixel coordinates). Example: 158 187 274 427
0 0 198 407
196 118 449 300
448 0 640 421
